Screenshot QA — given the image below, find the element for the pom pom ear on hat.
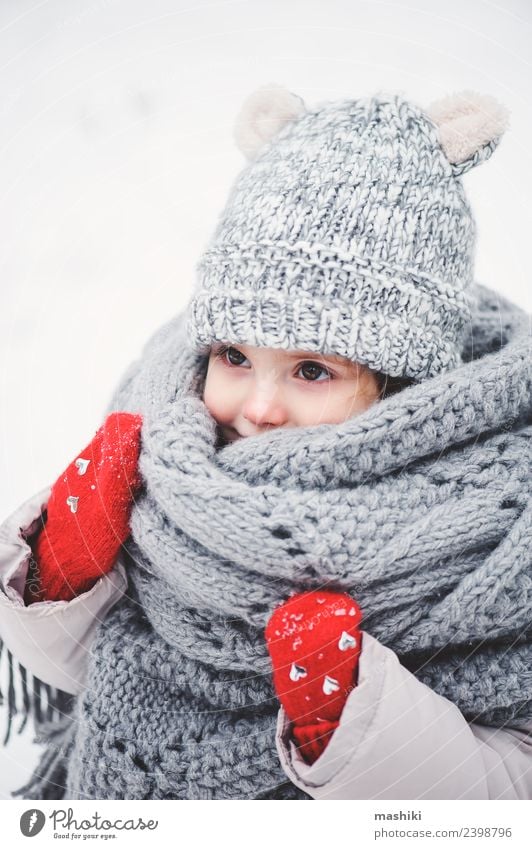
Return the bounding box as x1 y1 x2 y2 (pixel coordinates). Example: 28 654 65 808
426 91 510 176
235 86 510 172
234 83 306 160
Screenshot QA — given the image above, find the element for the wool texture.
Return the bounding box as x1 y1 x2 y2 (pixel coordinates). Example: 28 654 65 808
15 281 531 801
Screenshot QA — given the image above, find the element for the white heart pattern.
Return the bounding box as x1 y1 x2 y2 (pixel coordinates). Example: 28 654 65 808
75 457 90 475
338 631 357 651
323 675 340 696
66 496 79 514
289 662 308 682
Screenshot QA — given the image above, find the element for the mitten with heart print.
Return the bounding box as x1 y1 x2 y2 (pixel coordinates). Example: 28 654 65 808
24 412 143 604
265 591 363 765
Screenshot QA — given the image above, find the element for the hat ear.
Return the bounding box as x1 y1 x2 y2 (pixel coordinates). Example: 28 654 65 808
425 91 510 176
234 83 306 161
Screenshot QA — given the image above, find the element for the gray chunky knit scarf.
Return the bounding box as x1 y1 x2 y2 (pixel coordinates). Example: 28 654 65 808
16 283 531 800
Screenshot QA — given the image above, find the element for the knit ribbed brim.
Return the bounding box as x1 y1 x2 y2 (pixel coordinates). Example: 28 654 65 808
187 239 473 379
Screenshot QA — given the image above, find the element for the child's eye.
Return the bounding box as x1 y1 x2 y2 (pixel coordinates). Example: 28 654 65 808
297 361 332 382
213 346 332 380
218 346 249 367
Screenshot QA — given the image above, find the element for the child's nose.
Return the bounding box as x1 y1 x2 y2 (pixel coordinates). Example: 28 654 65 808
242 382 287 427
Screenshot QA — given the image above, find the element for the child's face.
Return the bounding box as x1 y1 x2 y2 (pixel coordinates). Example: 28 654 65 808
203 342 381 444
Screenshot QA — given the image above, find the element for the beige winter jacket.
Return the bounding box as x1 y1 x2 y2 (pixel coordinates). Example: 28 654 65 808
1 488 531 800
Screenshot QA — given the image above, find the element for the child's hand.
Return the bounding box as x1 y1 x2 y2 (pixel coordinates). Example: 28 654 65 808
265 591 362 764
24 412 143 604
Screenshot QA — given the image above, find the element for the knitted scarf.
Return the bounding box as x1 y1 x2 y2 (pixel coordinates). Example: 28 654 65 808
13 282 532 800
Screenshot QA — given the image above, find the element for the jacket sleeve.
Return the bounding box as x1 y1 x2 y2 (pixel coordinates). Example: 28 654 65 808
275 632 532 800
0 487 128 695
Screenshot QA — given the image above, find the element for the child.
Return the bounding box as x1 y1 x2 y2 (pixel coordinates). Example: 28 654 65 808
0 86 530 800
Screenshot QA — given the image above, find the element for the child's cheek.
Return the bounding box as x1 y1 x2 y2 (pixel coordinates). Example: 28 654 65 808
203 367 237 427
341 374 381 418
296 378 379 427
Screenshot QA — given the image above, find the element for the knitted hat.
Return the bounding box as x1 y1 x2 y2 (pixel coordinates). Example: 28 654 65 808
186 86 509 379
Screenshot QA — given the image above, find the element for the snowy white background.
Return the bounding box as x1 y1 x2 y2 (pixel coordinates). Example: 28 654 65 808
0 0 530 799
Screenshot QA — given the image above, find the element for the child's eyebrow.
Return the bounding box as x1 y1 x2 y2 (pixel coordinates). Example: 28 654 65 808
286 351 353 367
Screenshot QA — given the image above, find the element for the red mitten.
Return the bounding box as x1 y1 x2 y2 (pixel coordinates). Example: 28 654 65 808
24 412 143 604
265 591 363 765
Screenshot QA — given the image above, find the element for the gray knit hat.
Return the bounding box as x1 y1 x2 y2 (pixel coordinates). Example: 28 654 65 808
186 86 509 379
